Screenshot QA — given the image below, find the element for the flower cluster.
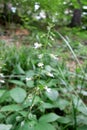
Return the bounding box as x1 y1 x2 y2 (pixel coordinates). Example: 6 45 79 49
34 42 42 49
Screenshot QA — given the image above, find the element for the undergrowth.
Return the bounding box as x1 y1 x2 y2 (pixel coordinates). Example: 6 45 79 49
0 30 87 130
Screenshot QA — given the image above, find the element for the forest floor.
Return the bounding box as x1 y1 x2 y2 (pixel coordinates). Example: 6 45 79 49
0 23 87 73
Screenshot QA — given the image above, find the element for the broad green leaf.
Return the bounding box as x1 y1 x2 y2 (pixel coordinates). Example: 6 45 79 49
41 102 55 109
1 104 23 112
0 90 6 98
78 105 87 116
57 116 71 124
9 80 25 86
54 99 69 110
18 121 35 130
6 113 18 124
35 122 55 130
0 91 10 103
26 70 35 77
10 87 26 103
45 89 59 101
0 124 12 130
77 115 87 125
26 80 34 88
39 113 59 123
0 113 5 119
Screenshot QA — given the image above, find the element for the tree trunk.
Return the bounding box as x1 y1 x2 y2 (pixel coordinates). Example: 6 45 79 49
68 9 82 27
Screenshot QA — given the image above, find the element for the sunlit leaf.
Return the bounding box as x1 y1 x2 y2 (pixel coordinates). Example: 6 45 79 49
39 113 59 123
57 116 71 124
0 124 12 130
35 122 55 130
9 80 25 86
1 104 23 112
45 89 59 101
26 80 34 88
10 87 26 103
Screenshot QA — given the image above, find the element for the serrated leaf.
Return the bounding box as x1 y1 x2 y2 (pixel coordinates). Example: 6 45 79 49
1 104 23 112
45 89 58 101
39 113 59 123
35 122 55 130
0 124 12 130
10 87 26 103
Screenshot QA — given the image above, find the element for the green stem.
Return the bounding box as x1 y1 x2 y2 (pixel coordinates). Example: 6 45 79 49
72 100 77 130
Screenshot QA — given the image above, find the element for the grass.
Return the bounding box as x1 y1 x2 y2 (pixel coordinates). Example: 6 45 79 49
0 27 87 130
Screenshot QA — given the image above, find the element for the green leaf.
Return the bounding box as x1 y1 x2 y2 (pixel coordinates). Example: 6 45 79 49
0 90 6 98
9 80 25 86
45 89 59 101
39 113 59 123
77 126 87 130
0 113 5 119
41 102 55 109
45 65 53 72
1 104 23 112
35 122 56 130
0 124 12 130
26 80 34 88
55 98 69 110
10 87 26 103
6 113 18 124
26 70 35 77
13 64 25 74
77 115 87 125
0 91 10 103
57 116 71 124
78 105 87 116
18 121 35 130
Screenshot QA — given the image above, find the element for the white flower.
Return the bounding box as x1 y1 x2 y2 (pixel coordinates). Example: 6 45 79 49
34 42 42 49
16 116 21 121
11 7 16 13
50 54 59 60
38 62 44 68
0 79 5 83
49 36 54 41
39 10 46 19
21 121 25 127
38 54 43 59
34 3 40 11
45 86 51 92
46 72 54 77
26 77 32 81
83 6 87 9
35 15 41 20
0 73 4 77
64 10 69 14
